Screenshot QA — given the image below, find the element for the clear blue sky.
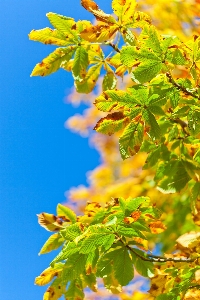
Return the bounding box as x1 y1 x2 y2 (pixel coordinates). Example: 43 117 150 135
0 1 112 299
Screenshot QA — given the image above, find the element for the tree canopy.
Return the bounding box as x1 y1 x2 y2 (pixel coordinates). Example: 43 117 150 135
30 0 200 299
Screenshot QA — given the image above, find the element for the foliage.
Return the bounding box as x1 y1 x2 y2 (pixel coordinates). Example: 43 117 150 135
30 0 200 299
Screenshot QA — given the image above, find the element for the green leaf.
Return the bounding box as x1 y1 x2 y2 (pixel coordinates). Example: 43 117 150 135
65 279 84 300
39 233 65 255
120 46 139 67
57 203 77 223
157 160 190 193
80 233 115 254
142 109 161 140
28 28 72 46
131 50 163 83
117 226 140 238
81 273 97 292
113 247 134 286
188 110 200 136
166 49 187 65
50 242 80 266
142 25 162 55
102 72 117 91
131 249 154 277
85 249 99 274
61 224 82 241
125 197 149 216
72 46 89 81
31 47 76 77
94 112 130 135
119 122 143 159
61 253 86 282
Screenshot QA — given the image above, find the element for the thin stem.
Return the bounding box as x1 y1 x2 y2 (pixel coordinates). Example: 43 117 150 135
105 41 121 53
148 253 195 263
116 234 195 263
166 72 199 100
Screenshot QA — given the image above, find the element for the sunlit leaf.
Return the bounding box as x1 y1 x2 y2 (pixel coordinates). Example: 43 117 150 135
39 233 65 255
31 47 76 77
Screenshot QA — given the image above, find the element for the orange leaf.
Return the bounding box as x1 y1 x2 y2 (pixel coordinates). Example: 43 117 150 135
149 221 167 234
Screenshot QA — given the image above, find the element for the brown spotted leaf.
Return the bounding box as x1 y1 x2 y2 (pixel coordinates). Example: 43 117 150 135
35 267 62 286
37 213 63 232
94 112 130 135
119 121 143 160
112 0 137 24
81 0 116 24
29 28 73 46
31 46 76 77
80 24 118 43
75 62 102 94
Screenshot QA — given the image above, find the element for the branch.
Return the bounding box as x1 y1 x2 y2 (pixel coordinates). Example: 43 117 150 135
105 41 120 53
117 235 195 263
166 72 199 100
148 253 195 263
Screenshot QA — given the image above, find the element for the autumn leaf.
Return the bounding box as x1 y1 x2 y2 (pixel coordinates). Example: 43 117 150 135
35 267 62 286
37 213 63 232
149 220 167 234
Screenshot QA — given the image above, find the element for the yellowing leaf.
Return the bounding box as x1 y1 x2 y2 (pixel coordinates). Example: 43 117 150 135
35 267 62 286
46 13 78 41
57 203 77 223
75 63 102 93
29 28 71 46
43 286 63 300
149 220 167 234
31 47 76 77
176 232 200 253
39 233 65 255
94 112 130 135
37 213 62 232
112 0 137 24
80 24 118 43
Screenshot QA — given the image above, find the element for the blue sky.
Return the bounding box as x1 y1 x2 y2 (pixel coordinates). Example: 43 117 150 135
0 1 112 299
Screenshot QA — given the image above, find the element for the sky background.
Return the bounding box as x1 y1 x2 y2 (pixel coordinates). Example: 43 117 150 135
0 1 112 299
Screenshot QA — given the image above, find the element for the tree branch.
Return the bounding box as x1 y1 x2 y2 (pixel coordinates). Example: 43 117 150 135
166 72 199 100
117 234 195 263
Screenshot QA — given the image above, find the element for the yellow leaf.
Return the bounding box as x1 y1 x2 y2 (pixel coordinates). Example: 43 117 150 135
75 63 102 93
31 47 76 77
80 24 118 43
37 213 63 232
176 231 200 254
184 289 200 300
43 286 63 300
112 0 137 24
35 267 61 286
115 65 127 77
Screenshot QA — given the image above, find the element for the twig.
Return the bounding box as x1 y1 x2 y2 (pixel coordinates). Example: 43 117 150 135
166 72 199 100
117 234 195 263
148 253 195 263
105 41 121 53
